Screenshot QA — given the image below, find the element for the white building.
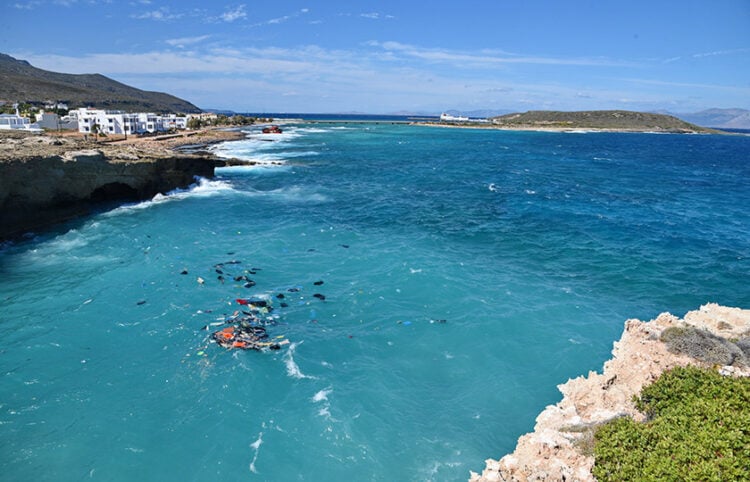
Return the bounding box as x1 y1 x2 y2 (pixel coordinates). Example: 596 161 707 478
35 111 78 130
440 112 470 122
160 114 188 130
439 112 489 123
72 108 187 135
0 113 43 132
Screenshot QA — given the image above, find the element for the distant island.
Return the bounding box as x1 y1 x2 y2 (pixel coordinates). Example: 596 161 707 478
423 110 718 134
0 53 200 113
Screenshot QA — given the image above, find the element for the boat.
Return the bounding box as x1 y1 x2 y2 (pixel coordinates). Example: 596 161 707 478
262 125 283 134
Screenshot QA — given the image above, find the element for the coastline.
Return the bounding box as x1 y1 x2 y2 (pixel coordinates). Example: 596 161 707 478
414 122 722 135
470 304 750 481
0 128 248 240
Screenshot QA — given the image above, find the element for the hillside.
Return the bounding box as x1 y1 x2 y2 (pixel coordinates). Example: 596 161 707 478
490 110 714 133
0 53 200 113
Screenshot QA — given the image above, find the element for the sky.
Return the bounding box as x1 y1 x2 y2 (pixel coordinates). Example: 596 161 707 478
3 0 749 114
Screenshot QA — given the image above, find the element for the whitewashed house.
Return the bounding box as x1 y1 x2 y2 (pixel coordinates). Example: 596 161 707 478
35 111 78 130
160 114 187 130
0 113 43 132
73 108 187 135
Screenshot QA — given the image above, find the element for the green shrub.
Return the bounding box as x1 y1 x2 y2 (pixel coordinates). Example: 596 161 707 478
660 326 746 366
592 366 750 481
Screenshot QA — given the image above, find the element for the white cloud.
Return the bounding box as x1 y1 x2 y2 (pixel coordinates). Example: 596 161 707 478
250 8 310 27
165 35 211 48
132 8 183 21
14 39 746 113
692 48 750 59
360 12 394 20
14 1 42 8
219 4 246 22
369 41 634 68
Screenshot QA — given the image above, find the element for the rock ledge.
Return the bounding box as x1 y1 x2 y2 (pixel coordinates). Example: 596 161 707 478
0 133 222 239
470 303 750 482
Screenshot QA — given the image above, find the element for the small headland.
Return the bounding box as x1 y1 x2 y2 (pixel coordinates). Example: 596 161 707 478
0 128 247 240
419 110 721 134
470 303 750 481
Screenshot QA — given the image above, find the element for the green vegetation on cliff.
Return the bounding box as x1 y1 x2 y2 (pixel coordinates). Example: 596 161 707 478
491 110 714 133
0 53 200 113
593 366 750 481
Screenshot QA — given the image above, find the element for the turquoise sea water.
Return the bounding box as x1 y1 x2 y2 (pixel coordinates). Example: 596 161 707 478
2 123 749 481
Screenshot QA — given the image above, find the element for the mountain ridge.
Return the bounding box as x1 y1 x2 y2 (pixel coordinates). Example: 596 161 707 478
0 53 201 113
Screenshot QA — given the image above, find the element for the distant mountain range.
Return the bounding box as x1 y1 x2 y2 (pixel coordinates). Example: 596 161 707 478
0 53 200 113
408 108 750 129
671 108 750 129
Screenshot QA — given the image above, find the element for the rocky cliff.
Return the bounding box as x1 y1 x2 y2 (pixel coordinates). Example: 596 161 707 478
470 303 750 482
0 134 216 239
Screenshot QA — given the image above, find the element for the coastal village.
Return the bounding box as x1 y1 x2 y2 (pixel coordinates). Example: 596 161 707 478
0 102 228 136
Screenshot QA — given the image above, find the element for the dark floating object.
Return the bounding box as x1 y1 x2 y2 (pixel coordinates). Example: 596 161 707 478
280 302 289 308
276 293 285 299
180 269 188 275
227 251 235 255
215 268 223 274
244 282 256 288
313 280 324 286
225 260 242 265
288 287 300 293
307 248 316 252
136 300 146 306
340 244 349 248
218 275 225 284
234 275 248 282
313 293 326 301
236 298 268 307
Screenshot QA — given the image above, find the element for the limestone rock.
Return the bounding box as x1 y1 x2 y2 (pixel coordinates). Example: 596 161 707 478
470 304 750 482
0 134 216 238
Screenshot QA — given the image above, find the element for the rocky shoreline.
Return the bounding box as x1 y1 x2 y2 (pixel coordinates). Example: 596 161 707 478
470 303 750 482
416 122 719 134
0 129 247 240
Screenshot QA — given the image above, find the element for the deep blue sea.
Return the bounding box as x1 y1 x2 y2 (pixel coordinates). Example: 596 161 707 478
2 123 749 481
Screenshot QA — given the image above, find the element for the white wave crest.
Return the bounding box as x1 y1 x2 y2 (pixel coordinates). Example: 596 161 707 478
104 178 236 216
248 431 263 474
284 342 315 379
216 164 292 175
312 388 332 403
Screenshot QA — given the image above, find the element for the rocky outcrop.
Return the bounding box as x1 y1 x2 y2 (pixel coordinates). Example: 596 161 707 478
0 134 216 239
470 304 750 482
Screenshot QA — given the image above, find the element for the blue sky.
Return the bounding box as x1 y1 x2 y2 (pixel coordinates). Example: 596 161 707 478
3 0 749 113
